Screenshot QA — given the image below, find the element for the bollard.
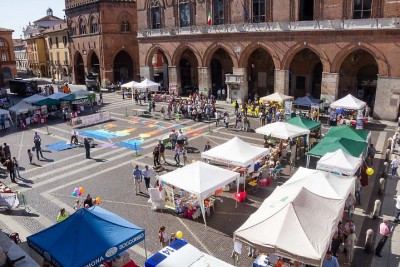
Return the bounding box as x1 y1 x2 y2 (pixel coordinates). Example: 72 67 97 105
382 162 389 178
372 199 381 219
378 178 385 196
364 229 375 253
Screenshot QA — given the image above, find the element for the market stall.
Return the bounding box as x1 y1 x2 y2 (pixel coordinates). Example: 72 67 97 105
255 122 310 140
286 117 321 148
145 239 234 267
134 79 160 92
292 96 322 107
281 167 355 199
121 81 139 100
9 101 40 128
306 137 367 167
324 125 370 143
316 149 362 176
157 161 240 226
234 186 345 266
259 92 293 103
22 94 46 104
329 94 367 128
61 93 91 114
27 206 146 267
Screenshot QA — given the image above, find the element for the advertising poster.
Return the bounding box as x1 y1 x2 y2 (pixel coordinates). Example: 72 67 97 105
284 101 292 120
72 111 111 128
163 184 176 210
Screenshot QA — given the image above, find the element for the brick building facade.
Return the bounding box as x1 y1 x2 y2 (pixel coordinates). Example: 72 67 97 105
137 0 400 120
0 28 16 83
65 0 139 87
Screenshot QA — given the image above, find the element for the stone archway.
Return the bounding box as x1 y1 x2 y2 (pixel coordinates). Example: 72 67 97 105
209 48 233 96
113 50 134 83
337 49 379 110
88 51 100 83
288 48 323 99
246 48 275 98
179 49 199 96
146 48 169 90
74 52 85 84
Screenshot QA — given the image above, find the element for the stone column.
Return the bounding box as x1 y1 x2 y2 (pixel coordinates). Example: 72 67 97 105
321 72 339 105
168 66 179 94
140 66 153 80
374 77 400 120
232 67 248 102
198 67 212 95
274 70 289 95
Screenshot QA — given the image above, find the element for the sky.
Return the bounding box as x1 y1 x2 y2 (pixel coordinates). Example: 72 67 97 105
0 0 66 39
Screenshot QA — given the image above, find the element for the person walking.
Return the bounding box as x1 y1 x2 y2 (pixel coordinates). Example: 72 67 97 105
345 193 356 221
174 145 181 166
367 143 377 166
3 143 10 159
169 130 177 150
34 136 44 160
344 228 357 265
234 100 239 115
84 138 91 159
215 111 220 126
355 176 362 206
158 140 166 164
158 226 168 248
153 146 160 167
330 222 343 257
391 156 400 177
182 146 188 165
375 219 392 257
27 149 34 164
224 113 229 130
142 165 154 191
56 208 69 222
204 141 211 152
133 165 143 195
3 156 15 183
12 157 20 178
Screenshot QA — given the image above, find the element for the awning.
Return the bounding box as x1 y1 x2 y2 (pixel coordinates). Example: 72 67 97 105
255 121 310 139
259 92 293 103
307 137 367 158
292 96 322 106
286 117 321 131
330 94 366 110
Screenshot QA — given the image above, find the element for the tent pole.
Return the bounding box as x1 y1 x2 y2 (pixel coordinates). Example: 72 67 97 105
199 196 207 230
144 237 148 259
306 155 310 168
235 177 239 208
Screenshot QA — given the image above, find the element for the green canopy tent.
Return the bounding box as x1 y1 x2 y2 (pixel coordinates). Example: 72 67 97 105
32 98 60 106
306 137 367 167
286 117 321 131
60 94 89 102
325 125 370 142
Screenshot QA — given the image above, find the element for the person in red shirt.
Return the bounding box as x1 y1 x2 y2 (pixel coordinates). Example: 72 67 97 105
375 219 392 257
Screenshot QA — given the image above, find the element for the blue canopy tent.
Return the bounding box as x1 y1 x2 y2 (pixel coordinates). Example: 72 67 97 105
292 96 322 107
27 206 146 267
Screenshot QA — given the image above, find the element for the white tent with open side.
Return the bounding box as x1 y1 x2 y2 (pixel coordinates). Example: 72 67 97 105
329 94 366 110
255 121 310 140
22 94 46 104
157 161 240 226
201 137 270 167
281 167 355 199
316 149 362 176
134 78 160 91
9 101 39 115
234 186 345 266
121 80 139 89
259 92 293 103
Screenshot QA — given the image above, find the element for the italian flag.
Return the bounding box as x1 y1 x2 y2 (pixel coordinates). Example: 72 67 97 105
207 11 212 26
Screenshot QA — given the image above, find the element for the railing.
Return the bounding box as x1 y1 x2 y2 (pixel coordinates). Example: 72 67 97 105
225 74 244 84
138 18 400 38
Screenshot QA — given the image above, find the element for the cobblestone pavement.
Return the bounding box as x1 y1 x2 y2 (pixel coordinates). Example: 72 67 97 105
0 90 397 266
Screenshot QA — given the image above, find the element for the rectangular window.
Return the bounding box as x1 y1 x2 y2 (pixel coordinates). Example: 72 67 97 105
55 37 59 48
49 38 53 48
213 0 225 25
299 0 314 21
65 52 68 65
252 0 266 23
151 6 161 29
56 52 60 64
49 53 53 64
353 0 372 19
63 36 67 47
180 2 191 27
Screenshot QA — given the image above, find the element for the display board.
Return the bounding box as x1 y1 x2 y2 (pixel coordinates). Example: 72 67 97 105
163 184 176 210
72 111 111 128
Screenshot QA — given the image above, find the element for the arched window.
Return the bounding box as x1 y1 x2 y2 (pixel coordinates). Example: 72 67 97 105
150 0 162 29
179 0 191 27
90 16 98 33
1 52 7 62
252 0 266 23
121 21 130 33
79 17 87 35
213 0 225 25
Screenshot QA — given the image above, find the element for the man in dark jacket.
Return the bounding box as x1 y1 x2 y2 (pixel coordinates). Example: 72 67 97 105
4 156 15 182
84 138 91 159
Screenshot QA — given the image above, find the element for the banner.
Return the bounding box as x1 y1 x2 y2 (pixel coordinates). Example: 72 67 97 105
284 101 292 120
72 111 111 128
356 109 364 130
163 184 176 210
0 193 19 209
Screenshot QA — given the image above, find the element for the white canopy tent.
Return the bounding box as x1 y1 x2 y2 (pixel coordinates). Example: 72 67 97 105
234 187 345 266
201 137 270 167
255 121 310 140
121 81 139 89
259 92 293 103
158 161 240 226
316 149 362 176
22 94 46 104
134 78 160 91
48 92 68 100
9 101 39 115
330 94 366 110
73 89 94 96
282 167 355 199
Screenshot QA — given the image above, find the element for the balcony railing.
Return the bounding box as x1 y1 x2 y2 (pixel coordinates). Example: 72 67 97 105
225 74 244 84
138 18 400 38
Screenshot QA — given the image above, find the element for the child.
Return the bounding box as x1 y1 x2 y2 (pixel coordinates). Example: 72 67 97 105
27 149 33 164
73 199 81 210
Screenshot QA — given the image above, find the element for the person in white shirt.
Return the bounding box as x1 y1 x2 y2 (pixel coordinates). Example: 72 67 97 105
394 195 400 222
142 165 155 191
177 129 185 146
391 156 400 177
